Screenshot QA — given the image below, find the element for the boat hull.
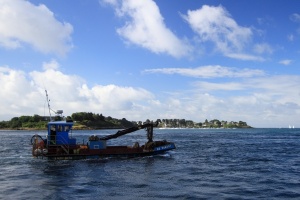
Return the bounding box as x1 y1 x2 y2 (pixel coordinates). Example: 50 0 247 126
34 142 176 160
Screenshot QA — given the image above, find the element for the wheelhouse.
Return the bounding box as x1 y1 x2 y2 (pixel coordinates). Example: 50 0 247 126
47 121 76 146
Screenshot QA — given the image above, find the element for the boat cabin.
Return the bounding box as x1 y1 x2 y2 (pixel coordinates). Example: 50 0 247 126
47 121 76 146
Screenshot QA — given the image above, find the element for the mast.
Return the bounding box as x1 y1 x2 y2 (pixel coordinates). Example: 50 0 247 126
45 90 52 121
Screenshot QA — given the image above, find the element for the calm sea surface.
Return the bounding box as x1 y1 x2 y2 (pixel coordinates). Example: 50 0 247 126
0 128 300 199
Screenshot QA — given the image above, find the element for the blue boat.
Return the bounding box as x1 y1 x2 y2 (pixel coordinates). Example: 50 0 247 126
31 120 176 160
30 91 176 160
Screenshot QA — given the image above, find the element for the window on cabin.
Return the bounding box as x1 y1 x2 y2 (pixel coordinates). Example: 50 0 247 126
57 125 64 132
50 125 56 132
65 125 70 132
50 125 56 144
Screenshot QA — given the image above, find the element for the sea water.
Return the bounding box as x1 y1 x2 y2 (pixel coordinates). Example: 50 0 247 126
0 128 299 199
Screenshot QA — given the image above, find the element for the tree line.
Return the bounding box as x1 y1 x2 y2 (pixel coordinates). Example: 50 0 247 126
0 112 136 130
158 119 251 128
0 112 251 130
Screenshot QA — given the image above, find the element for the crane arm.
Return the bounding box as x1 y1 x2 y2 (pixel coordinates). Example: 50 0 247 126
100 121 158 141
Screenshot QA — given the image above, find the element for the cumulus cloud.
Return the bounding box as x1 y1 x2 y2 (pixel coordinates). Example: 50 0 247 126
193 81 246 91
102 0 191 58
194 75 300 95
225 53 265 61
190 75 300 127
144 65 265 78
290 13 300 23
287 34 294 42
183 5 252 55
1 63 300 127
102 2 272 60
101 0 118 7
0 63 155 120
78 84 154 111
0 66 41 119
288 13 300 43
279 59 293 66
143 64 300 127
42 59 60 70
253 43 273 54
0 0 73 55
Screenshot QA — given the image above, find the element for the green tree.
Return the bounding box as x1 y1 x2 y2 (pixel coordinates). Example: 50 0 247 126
33 114 42 122
10 117 21 128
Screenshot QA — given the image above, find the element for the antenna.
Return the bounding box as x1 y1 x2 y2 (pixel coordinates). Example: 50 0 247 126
45 90 64 121
45 90 52 121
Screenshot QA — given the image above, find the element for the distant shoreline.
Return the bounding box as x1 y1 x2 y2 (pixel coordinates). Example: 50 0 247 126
0 113 252 130
0 126 254 131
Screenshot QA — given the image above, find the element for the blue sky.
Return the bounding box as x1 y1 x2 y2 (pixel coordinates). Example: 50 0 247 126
1 0 300 128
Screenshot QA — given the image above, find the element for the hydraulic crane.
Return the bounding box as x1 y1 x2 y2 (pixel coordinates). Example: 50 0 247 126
100 121 159 142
